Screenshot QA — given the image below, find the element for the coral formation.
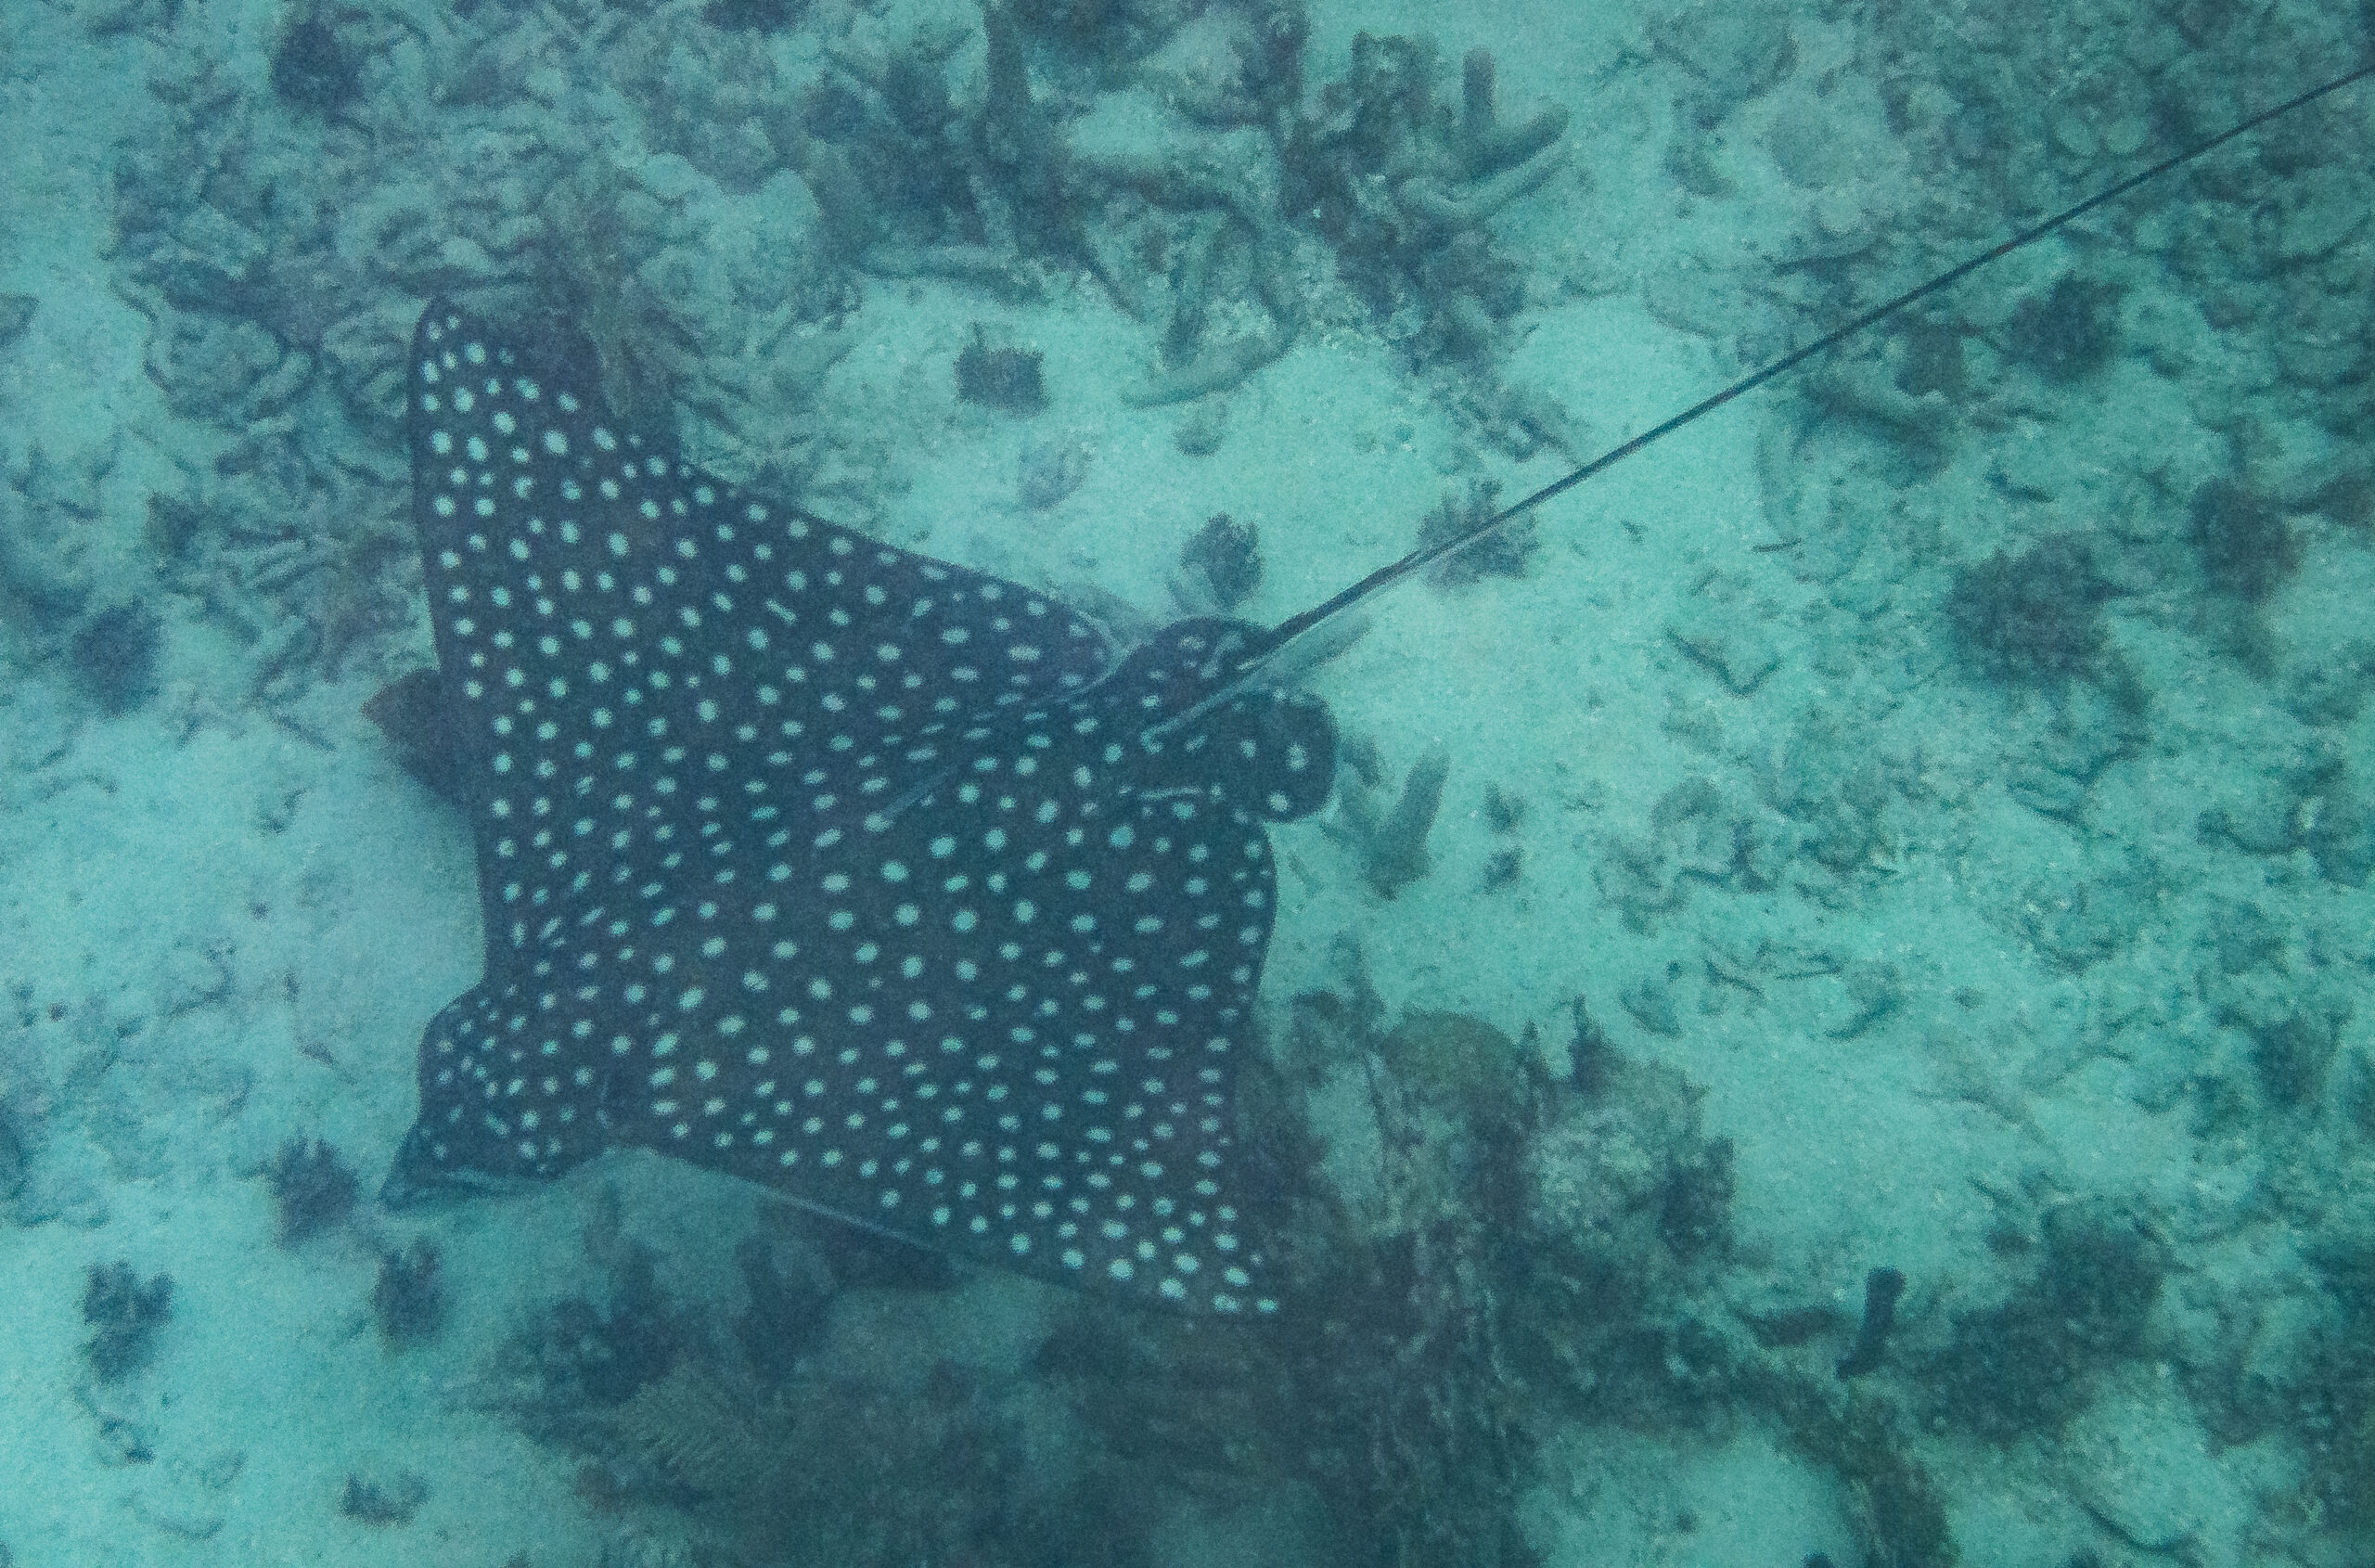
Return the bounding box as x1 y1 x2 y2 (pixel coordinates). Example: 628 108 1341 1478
1834 1266 1907 1380
2189 477 2302 604
954 326 1046 415
0 1103 24 1207
703 0 805 32
1172 396 1227 455
1380 1009 1540 1137
83 1262 173 1382
1480 783 1525 889
731 1236 830 1385
2283 638 2375 726
269 14 360 115
373 1240 445 1349
69 600 163 713
0 291 33 346
781 9 1044 278
1656 1135 1737 1260
1763 1385 1956 1568
266 1136 359 1246
1598 773 1786 934
1923 1204 2166 1440
1285 36 1568 363
1944 532 2115 688
504 1240 685 1415
1327 744 1449 896
496 1218 1126 1565
2196 750 2375 888
89 0 1588 719
2291 1240 2375 1536
2003 273 2124 382
340 1470 428 1525
1048 991 1551 1567
1419 480 1535 587
1175 511 1262 612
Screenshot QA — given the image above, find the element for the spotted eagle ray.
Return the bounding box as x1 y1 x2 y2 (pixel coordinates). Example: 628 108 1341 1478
382 63 2370 1315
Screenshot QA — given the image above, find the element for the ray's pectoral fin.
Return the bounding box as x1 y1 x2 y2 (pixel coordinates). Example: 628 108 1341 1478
1236 690 1336 822
382 982 611 1206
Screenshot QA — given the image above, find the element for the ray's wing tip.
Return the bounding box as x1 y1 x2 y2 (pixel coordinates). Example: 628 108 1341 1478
377 1123 440 1210
410 294 458 351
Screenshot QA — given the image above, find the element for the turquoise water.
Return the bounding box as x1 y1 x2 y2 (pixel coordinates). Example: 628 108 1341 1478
1 0 2369 1562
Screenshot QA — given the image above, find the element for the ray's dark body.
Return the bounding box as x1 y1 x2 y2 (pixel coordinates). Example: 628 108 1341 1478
384 301 1333 1315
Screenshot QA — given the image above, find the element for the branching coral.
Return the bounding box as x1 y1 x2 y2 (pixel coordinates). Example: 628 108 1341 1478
778 12 1049 287
1042 996 1557 1568
1325 742 1449 896
527 166 703 437
1075 139 1306 406
1285 35 1568 361
266 1135 359 1246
